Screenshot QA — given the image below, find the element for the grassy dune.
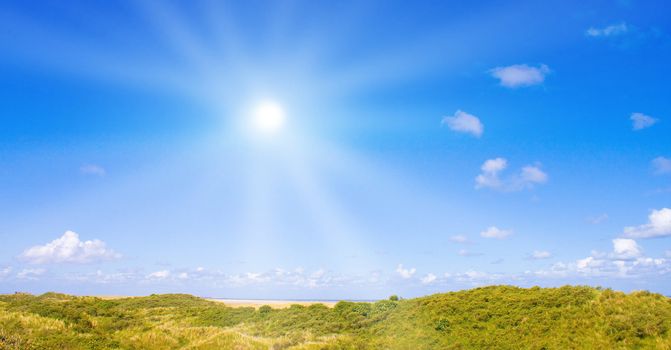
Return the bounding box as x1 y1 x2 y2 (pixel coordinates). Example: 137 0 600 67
1 285 670 349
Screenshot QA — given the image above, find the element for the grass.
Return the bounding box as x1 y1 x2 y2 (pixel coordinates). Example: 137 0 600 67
1 285 670 349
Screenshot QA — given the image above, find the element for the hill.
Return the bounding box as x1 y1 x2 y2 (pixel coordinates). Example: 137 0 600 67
1 285 670 349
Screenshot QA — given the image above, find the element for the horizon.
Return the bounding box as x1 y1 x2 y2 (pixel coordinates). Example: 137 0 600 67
5 284 670 301
1 0 670 300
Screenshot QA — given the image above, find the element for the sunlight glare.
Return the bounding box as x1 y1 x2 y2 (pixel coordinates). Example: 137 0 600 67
252 101 286 133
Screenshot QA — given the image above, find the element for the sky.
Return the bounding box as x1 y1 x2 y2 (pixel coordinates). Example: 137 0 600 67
0 0 670 299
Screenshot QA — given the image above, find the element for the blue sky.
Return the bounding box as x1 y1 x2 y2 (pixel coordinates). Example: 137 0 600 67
1 0 670 299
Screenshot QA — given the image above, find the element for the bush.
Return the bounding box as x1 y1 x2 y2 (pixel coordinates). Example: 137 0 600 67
2 286 670 349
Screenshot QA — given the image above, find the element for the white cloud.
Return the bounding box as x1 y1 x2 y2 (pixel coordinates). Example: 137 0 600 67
611 238 642 259
66 270 139 284
623 208 671 238
69 268 199 285
587 213 609 224
80 164 106 176
233 270 280 286
13 263 367 290
576 256 601 270
229 272 266 284
458 249 482 257
0 267 12 279
421 273 437 284
396 264 416 279
530 250 552 259
586 23 628 37
99 267 357 289
475 158 547 191
17 268 45 280
12 259 671 291
652 157 671 175
480 226 512 239
489 64 550 88
538 238 669 279
448 270 507 286
225 268 348 289
20 231 120 264
449 235 469 243
441 110 483 137
481 158 508 173
147 270 171 280
520 165 548 184
475 157 507 189
630 112 657 130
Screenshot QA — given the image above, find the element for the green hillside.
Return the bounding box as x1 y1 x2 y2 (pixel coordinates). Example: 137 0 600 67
1 285 670 349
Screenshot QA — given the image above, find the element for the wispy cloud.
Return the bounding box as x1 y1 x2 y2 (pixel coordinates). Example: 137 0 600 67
80 164 106 176
441 110 483 137
475 158 548 191
17 268 46 280
623 208 671 238
489 64 550 88
147 270 171 280
71 267 378 290
652 157 671 175
586 23 628 37
449 235 469 244
66 270 141 284
446 270 507 286
20 231 120 264
587 213 609 224
630 112 657 130
530 250 552 260
480 226 512 239
225 268 354 289
520 165 548 184
458 249 483 257
421 273 437 284
0 267 12 279
396 264 416 279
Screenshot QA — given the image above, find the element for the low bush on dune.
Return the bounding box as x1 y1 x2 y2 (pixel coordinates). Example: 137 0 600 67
1 285 670 349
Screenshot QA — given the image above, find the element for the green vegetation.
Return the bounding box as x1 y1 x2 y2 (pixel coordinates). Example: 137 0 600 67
1 286 670 349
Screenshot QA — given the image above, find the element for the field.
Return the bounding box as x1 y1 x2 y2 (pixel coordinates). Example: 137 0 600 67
1 285 670 349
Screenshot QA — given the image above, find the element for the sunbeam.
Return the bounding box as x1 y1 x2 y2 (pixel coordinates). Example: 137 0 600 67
3 0 671 309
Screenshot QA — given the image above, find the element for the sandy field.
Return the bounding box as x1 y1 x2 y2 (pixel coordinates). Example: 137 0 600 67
206 298 339 309
92 295 339 309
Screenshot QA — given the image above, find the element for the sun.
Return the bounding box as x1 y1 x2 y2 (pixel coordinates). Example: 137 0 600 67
252 101 286 133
